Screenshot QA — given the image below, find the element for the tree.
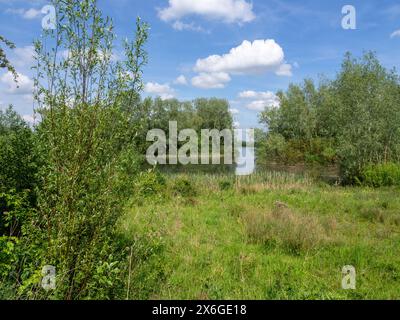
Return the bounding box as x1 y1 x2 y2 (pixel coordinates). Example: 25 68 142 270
0 107 37 193
195 98 233 131
259 52 400 182
332 52 400 181
18 0 149 299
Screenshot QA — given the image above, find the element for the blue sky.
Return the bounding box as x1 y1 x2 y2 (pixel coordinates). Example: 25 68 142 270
1 0 400 129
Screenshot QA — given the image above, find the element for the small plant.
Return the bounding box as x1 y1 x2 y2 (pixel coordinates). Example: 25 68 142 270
362 163 400 187
134 171 166 198
0 236 19 280
171 177 197 197
219 179 234 191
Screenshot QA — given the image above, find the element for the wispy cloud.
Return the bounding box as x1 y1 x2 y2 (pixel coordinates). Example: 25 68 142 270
390 29 400 38
5 7 42 19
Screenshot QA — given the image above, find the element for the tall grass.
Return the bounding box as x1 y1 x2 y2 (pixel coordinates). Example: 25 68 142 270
165 170 314 195
243 204 333 254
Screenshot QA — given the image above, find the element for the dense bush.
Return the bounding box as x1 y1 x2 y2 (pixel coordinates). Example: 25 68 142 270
134 170 167 199
0 236 19 280
0 108 37 238
361 163 400 187
219 179 234 191
0 107 37 194
171 177 197 197
0 108 39 297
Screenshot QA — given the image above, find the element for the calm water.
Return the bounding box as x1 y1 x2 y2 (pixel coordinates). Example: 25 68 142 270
155 146 254 175
236 146 255 176
150 146 338 181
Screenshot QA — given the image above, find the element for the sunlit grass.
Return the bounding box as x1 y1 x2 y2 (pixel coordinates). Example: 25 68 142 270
121 171 400 300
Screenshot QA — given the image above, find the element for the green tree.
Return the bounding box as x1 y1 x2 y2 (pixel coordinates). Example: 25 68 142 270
0 107 37 194
259 52 400 182
195 98 233 131
18 0 149 299
332 52 400 182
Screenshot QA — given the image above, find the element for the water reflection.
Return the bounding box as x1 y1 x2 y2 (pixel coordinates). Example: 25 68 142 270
236 146 255 176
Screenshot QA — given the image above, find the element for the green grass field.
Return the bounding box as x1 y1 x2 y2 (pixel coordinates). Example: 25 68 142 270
121 172 400 300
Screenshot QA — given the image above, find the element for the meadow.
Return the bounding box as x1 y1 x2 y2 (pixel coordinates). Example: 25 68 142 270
122 172 400 300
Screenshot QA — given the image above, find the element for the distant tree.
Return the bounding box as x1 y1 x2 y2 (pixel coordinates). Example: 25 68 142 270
195 98 233 131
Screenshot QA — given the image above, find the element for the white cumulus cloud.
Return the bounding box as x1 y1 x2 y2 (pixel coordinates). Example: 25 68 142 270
191 72 231 89
238 90 280 111
195 40 290 75
275 63 293 77
158 0 255 24
1 72 34 95
144 82 175 100
192 40 292 89
11 45 36 68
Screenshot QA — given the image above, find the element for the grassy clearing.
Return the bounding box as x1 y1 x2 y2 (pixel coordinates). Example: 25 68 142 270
120 172 400 300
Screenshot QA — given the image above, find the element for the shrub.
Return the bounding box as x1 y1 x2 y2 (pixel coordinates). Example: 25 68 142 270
134 171 166 198
171 177 196 197
14 0 150 300
0 236 19 280
362 163 400 187
0 106 38 195
0 190 32 238
219 179 234 191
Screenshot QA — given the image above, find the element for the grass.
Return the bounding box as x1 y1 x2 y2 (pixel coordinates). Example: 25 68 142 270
120 171 400 300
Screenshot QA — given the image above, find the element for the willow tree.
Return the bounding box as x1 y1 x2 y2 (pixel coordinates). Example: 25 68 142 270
20 0 149 299
331 52 400 182
259 52 400 183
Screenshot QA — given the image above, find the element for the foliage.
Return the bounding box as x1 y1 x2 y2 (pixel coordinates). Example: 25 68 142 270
0 108 38 292
14 0 149 300
0 236 19 280
171 176 197 197
133 97 234 156
0 107 38 194
259 52 400 183
0 190 33 237
133 170 167 199
362 163 400 187
218 179 234 191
